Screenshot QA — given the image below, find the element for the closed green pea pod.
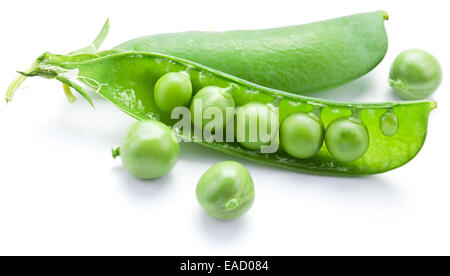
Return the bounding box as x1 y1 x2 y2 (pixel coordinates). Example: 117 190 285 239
116 11 389 94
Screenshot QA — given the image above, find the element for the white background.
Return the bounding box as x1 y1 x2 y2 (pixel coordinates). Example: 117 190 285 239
0 0 449 256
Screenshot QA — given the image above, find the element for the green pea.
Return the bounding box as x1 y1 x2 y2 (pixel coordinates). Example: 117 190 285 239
325 118 369 162
379 111 398 137
389 49 442 100
118 120 179 179
280 113 324 159
235 102 279 150
189 85 236 131
196 161 255 220
154 72 192 112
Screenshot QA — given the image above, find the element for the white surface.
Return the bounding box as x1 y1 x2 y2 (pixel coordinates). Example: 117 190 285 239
0 0 449 256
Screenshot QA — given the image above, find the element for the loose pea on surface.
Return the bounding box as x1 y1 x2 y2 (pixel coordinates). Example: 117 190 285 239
389 49 442 100
280 113 324 159
325 118 369 163
196 161 255 220
235 102 279 150
115 120 179 179
154 72 192 112
190 85 236 131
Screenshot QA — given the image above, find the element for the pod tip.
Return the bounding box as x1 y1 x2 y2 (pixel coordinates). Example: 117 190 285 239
432 100 437 109
383 11 389 20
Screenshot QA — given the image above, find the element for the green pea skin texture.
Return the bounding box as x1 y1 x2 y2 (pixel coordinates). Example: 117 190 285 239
389 49 442 100
154 72 192 112
325 118 369 163
235 102 279 150
196 161 255 220
190 86 236 131
119 120 179 179
280 113 324 159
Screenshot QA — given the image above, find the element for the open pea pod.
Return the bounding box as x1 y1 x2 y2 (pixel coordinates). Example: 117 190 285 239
6 51 435 175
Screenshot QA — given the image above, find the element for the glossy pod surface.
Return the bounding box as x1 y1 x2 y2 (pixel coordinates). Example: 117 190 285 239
7 51 435 175
116 11 389 94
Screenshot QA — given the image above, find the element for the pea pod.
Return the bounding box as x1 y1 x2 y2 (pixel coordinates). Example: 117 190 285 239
116 11 389 94
6 51 435 175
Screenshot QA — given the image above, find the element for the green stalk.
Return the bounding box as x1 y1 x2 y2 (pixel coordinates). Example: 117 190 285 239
5 18 110 104
62 18 111 102
5 61 38 103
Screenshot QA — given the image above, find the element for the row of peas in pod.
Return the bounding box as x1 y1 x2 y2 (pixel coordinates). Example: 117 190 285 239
153 71 374 163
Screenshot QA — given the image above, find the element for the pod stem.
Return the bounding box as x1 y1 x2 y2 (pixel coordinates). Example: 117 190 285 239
6 19 110 105
389 78 407 91
5 60 39 103
224 198 239 210
221 83 239 95
112 147 121 159
61 18 111 102
69 18 110 55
